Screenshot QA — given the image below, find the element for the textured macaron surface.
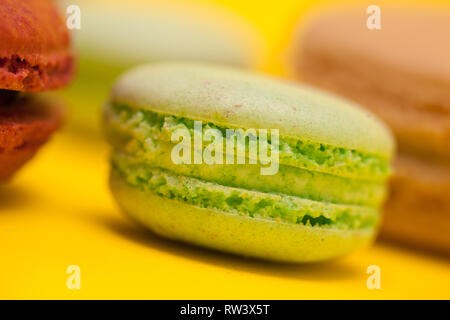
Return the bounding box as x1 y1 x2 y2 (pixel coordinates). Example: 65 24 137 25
0 0 74 92
105 63 394 261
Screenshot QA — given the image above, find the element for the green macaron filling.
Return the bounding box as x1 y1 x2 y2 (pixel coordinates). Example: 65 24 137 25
112 162 378 230
106 102 390 180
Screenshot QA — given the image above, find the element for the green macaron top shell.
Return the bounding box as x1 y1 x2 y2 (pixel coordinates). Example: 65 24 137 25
111 62 395 158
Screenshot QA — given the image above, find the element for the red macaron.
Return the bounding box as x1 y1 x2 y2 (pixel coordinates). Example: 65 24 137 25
0 0 75 181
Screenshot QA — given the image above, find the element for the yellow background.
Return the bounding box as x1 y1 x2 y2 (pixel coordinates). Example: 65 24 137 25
1 0 449 299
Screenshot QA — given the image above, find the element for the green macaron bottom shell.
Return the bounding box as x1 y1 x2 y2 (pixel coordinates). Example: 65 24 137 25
110 169 376 262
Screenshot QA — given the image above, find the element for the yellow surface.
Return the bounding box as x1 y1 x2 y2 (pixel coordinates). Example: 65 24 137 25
1 132 449 299
1 0 450 300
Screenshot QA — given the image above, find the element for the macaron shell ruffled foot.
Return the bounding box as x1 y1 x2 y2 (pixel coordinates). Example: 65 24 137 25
0 0 74 92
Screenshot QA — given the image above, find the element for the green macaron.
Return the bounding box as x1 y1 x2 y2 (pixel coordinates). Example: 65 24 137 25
104 62 394 262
